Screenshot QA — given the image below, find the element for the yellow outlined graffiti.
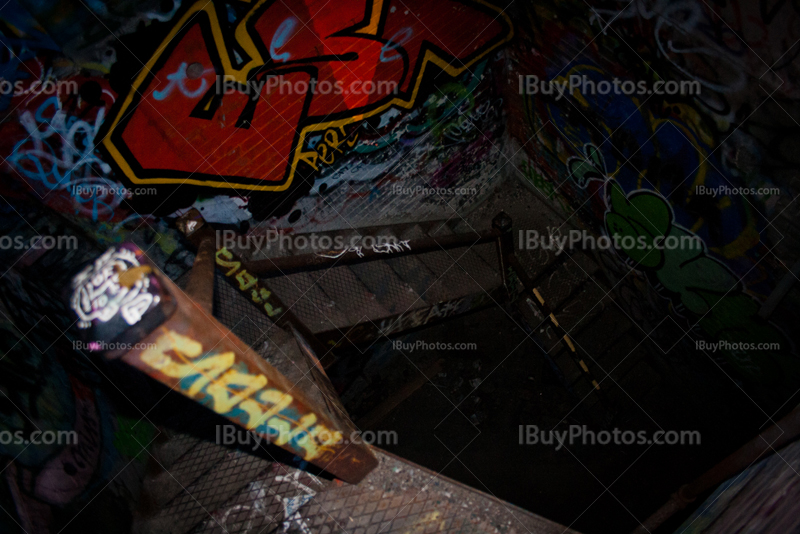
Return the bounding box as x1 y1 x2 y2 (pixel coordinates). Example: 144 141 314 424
102 0 513 191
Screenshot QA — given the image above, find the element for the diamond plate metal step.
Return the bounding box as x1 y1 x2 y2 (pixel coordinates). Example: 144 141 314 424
136 433 578 534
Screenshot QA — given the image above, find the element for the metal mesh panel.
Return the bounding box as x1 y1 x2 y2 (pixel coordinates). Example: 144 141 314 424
191 461 326 534
212 270 282 357
141 436 575 534
146 446 273 534
305 265 392 324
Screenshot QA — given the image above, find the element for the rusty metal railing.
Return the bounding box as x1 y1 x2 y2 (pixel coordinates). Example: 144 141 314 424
68 242 378 483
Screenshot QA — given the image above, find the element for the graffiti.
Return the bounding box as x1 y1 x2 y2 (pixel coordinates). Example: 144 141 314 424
355 59 500 153
2 4 509 229
318 246 367 259
8 90 126 222
263 55 507 231
145 0 182 23
381 27 414 62
215 247 284 318
568 143 797 386
373 240 411 254
589 0 748 93
298 125 359 172
218 479 278 533
185 196 252 224
152 61 210 101
140 329 342 461
212 463 321 534
70 247 159 329
0 0 61 111
588 0 800 96
316 239 411 259
322 292 493 346
506 0 800 396
101 0 512 192
274 467 317 534
269 18 298 63
0 319 152 532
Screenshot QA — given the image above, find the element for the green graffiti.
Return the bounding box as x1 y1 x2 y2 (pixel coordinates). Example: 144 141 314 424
568 144 797 389
355 59 491 153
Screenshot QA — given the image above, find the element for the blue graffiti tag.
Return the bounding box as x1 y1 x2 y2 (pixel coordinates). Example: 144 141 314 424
270 18 298 63
153 62 209 101
9 97 123 220
380 27 413 62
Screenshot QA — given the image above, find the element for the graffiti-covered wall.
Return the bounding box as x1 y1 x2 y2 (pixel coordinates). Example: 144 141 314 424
1 0 513 229
503 0 800 402
0 206 159 533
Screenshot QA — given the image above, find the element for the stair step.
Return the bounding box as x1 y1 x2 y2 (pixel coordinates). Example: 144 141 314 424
554 282 610 333
398 225 480 301
536 252 598 310
425 223 503 294
151 432 201 472
447 219 505 268
349 261 425 315
574 307 634 358
267 272 351 333
346 226 432 313
305 265 392 324
213 272 284 348
384 254 444 304
191 462 326 534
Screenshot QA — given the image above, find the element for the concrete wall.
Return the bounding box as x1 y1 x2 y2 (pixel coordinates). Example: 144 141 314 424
501 0 800 402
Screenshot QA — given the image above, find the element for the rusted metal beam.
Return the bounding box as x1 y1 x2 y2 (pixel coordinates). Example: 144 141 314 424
69 243 378 483
184 237 216 315
244 228 502 276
